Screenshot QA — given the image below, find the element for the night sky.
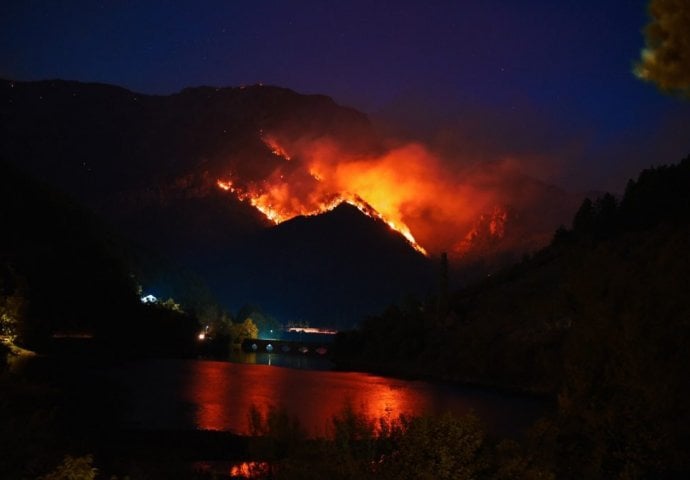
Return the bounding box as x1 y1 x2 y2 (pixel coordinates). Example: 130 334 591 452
2 0 689 192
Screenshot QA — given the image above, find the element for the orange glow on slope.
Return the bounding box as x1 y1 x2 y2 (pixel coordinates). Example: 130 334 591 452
216 135 513 255
451 206 509 255
217 180 232 191
216 178 294 225
263 135 291 161
217 177 428 255
217 175 429 254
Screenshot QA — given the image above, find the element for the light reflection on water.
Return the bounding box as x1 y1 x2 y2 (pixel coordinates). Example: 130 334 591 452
114 358 548 438
229 351 334 371
189 360 417 435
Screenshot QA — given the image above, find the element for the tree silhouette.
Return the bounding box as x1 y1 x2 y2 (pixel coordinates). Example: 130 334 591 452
572 198 595 233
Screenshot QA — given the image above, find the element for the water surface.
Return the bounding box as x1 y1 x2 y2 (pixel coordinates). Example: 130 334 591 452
112 358 548 438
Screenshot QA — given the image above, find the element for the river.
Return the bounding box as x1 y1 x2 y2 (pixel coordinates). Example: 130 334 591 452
102 354 548 438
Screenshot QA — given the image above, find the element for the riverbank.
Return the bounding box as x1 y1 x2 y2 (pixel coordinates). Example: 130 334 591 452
2 341 37 372
331 356 558 399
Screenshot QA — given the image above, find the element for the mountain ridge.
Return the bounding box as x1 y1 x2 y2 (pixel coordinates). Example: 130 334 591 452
1 78 577 326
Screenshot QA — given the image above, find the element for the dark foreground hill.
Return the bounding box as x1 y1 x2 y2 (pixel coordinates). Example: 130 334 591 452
0 160 198 355
208 203 434 328
334 156 690 478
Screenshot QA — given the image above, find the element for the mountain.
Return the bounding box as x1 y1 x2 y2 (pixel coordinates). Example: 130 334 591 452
336 156 690 387
0 78 377 200
1 78 576 326
206 203 434 328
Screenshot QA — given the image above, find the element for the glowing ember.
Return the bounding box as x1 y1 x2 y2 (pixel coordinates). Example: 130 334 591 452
262 135 291 161
217 180 232 191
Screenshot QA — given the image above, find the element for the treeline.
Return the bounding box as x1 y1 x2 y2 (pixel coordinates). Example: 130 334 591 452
0 158 284 364
558 157 690 241
333 156 690 478
0 159 200 358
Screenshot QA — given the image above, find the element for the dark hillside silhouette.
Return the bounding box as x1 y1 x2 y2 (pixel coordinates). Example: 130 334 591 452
334 156 690 477
1 79 580 326
0 160 198 355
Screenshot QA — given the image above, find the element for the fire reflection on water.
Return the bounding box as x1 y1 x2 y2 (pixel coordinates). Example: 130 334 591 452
115 358 545 440
229 461 270 478
186 360 436 436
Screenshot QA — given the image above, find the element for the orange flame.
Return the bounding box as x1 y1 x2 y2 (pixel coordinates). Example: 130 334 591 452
217 175 428 255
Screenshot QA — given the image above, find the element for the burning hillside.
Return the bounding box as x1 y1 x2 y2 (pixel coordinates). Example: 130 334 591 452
215 132 549 258
0 79 581 325
1 78 578 280
216 177 428 255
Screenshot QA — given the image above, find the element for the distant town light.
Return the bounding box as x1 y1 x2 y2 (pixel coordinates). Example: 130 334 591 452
287 327 337 335
140 294 157 304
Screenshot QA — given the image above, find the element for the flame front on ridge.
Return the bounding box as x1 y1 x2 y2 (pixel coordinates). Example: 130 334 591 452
216 178 428 255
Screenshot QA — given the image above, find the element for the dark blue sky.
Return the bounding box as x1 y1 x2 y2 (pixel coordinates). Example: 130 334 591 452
2 0 689 191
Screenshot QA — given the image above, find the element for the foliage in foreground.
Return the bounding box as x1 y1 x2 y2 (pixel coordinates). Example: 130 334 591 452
243 404 553 480
37 455 98 480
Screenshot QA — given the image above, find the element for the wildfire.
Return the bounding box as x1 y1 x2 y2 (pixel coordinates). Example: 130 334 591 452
342 195 427 255
217 180 232 191
216 177 428 255
216 133 513 256
216 179 289 224
212 134 434 254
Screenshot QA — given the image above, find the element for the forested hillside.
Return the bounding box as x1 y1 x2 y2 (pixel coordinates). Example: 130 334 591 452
0 160 199 356
333 156 690 478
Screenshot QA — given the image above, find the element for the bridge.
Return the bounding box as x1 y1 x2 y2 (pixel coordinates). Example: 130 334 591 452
241 338 331 356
